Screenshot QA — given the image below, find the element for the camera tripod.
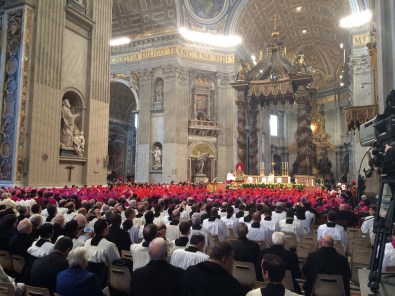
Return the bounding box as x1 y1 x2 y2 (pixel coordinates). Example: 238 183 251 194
368 175 395 293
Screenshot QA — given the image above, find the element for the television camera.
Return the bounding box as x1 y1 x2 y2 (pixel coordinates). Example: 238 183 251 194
360 90 395 293
360 90 395 175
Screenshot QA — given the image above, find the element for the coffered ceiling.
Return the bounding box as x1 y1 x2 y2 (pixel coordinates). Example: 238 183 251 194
111 0 364 89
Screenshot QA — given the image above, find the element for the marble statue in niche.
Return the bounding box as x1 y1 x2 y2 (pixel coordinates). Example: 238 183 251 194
73 131 85 157
155 80 163 102
60 98 84 156
193 151 210 175
152 146 162 169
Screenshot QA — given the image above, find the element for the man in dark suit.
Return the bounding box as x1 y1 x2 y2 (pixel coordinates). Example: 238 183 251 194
258 231 302 294
302 235 351 296
106 213 131 253
56 246 104 296
230 222 260 278
30 237 73 294
9 218 33 258
181 242 247 296
129 237 185 296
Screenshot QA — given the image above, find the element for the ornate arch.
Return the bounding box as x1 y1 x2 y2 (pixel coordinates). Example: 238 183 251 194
110 77 140 111
62 87 86 109
188 142 217 158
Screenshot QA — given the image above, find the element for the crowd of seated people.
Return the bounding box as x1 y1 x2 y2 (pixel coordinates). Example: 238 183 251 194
0 182 388 296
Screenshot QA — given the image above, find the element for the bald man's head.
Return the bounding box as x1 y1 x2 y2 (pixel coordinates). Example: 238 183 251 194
320 235 334 248
149 238 168 261
172 209 180 220
252 212 261 223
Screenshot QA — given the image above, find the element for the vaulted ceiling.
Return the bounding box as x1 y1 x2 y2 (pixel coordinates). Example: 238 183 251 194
234 0 352 89
111 0 365 90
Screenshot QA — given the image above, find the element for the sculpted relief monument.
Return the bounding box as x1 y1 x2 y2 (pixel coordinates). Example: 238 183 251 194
60 98 85 157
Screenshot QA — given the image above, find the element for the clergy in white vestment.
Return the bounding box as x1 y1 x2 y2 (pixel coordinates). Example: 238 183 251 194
360 205 376 245
277 210 305 243
271 202 286 224
382 229 395 272
130 224 158 270
84 219 120 266
189 213 210 250
170 233 209 270
202 208 229 243
27 223 55 257
260 208 277 232
317 211 348 251
247 212 272 247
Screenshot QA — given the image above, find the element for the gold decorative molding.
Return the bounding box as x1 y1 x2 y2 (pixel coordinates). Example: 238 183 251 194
342 105 378 132
111 45 235 65
352 33 370 46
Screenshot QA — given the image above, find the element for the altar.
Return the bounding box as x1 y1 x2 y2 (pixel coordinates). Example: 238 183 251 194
242 174 291 184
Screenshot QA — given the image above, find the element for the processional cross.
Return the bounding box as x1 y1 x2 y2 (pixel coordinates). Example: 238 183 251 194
66 164 75 182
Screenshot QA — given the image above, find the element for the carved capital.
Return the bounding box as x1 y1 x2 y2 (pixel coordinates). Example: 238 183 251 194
235 98 246 108
216 72 235 86
162 65 188 81
139 69 153 85
295 93 310 105
349 55 371 74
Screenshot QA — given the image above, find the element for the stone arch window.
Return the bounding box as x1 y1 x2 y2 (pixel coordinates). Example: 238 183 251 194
191 75 215 121
60 91 85 156
151 142 163 170
109 81 137 178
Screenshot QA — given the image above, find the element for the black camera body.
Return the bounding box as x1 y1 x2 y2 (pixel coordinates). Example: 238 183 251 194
360 90 395 175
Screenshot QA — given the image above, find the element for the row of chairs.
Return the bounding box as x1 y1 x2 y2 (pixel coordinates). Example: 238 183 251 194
0 248 132 296
232 259 346 296
233 260 294 290
0 250 25 275
0 283 61 296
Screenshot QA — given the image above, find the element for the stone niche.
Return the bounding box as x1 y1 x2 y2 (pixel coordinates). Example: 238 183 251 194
59 91 86 158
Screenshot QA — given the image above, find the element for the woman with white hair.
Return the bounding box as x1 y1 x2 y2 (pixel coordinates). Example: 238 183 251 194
56 247 104 296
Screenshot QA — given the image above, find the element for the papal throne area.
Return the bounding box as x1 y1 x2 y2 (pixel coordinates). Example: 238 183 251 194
0 0 395 296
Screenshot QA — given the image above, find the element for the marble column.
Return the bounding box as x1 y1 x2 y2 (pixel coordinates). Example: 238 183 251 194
248 97 259 175
235 91 247 166
0 2 34 184
135 69 152 182
216 72 237 178
162 64 189 183
349 24 373 181
292 85 313 176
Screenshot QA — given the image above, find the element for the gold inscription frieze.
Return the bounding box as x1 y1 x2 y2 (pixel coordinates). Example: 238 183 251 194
316 96 336 105
352 34 370 46
111 46 235 64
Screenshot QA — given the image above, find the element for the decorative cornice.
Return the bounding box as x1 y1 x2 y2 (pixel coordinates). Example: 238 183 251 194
188 120 220 137
342 104 378 132
111 34 179 56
